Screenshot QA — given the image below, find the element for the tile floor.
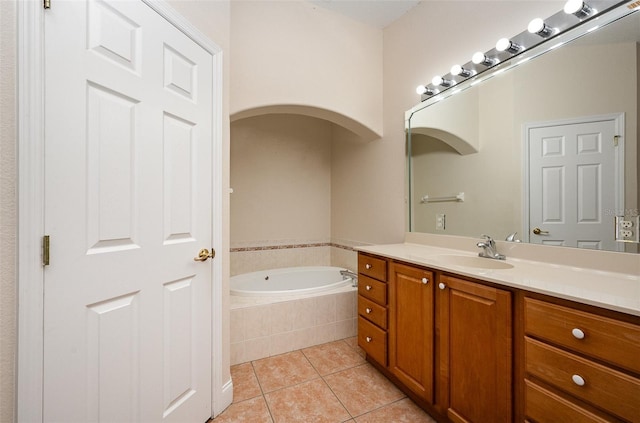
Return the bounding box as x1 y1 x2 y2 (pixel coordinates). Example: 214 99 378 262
212 337 437 422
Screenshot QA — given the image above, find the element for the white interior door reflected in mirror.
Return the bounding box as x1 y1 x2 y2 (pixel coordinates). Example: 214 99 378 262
526 115 623 251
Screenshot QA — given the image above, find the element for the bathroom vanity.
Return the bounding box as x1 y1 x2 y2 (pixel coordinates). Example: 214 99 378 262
356 244 640 423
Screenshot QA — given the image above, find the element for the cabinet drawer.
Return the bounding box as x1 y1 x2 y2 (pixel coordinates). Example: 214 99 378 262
524 297 640 373
524 379 610 423
358 295 387 330
525 337 640 422
358 254 387 282
358 316 387 366
358 275 387 305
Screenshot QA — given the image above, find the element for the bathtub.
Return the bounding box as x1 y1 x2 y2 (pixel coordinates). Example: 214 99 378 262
230 266 355 297
230 266 358 365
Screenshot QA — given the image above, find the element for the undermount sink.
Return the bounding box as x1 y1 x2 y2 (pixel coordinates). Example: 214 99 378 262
435 255 514 270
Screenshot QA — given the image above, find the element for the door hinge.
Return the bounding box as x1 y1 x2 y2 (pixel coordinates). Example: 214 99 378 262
44 0 50 9
614 135 621 146
43 235 50 266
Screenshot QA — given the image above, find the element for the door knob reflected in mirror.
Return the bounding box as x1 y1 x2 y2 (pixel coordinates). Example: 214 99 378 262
194 248 215 262
532 228 549 235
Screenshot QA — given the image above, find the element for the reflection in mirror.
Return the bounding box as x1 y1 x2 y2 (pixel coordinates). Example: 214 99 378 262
407 4 639 253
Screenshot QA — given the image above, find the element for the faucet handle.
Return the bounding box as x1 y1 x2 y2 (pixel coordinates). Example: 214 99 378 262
480 234 494 243
505 232 521 242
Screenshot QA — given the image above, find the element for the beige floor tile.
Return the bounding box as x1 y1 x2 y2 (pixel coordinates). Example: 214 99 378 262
252 350 320 393
303 340 365 375
354 398 437 423
324 363 405 417
231 363 262 403
265 378 350 423
212 396 273 423
342 337 365 358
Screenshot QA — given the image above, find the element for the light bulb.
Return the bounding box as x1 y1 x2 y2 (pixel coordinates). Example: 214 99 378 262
416 85 435 96
496 38 522 54
451 65 472 77
564 0 583 14
472 52 495 66
472 52 485 64
528 18 554 37
528 18 545 34
564 0 593 17
432 76 452 87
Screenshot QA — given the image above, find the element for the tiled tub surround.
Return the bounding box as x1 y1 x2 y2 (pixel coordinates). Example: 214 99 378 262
231 287 358 365
230 240 359 276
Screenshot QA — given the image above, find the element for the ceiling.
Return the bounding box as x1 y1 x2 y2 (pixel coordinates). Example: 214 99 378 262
307 0 421 28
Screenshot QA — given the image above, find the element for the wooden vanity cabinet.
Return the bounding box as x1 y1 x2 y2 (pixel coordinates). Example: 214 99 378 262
357 253 513 422
357 251 640 423
357 253 388 366
388 261 434 403
522 296 640 423
438 274 513 423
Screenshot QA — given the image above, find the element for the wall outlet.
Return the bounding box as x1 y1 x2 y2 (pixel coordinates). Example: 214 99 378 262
620 220 634 229
615 215 640 243
436 214 446 231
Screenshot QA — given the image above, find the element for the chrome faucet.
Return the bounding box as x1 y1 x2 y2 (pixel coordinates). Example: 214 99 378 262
340 269 358 287
477 235 506 260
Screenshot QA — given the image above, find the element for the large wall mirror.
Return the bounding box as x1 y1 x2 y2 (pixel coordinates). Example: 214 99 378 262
407 1 639 254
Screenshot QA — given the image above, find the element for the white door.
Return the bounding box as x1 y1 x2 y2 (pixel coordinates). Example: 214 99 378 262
527 117 621 250
43 1 215 421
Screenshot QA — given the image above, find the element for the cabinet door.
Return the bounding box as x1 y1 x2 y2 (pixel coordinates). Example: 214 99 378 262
389 262 434 403
438 275 512 423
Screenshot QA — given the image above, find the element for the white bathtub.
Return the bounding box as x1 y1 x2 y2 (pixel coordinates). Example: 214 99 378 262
229 265 358 364
231 266 355 297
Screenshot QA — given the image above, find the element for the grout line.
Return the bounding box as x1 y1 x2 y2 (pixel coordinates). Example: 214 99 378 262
226 338 424 422
248 360 276 423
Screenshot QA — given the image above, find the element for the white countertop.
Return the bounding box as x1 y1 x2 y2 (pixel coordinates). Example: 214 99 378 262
357 243 640 317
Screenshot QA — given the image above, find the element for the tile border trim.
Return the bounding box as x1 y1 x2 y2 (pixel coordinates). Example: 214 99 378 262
230 242 355 253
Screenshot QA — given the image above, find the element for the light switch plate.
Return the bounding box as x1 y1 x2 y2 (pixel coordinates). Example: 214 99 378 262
436 214 446 231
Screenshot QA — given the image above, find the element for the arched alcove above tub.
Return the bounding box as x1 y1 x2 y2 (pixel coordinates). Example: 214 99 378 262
231 104 382 142
406 88 479 155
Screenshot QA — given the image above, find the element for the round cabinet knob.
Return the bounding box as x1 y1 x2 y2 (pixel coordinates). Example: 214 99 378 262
572 328 585 340
572 374 586 386
366 308 372 314
365 285 372 291
366 336 372 343
422 278 429 284
438 282 446 290
365 264 372 270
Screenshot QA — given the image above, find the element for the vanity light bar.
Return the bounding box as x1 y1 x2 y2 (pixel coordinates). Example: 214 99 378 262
415 0 622 103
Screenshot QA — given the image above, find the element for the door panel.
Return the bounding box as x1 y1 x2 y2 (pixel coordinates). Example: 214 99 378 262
528 119 619 250
44 1 215 421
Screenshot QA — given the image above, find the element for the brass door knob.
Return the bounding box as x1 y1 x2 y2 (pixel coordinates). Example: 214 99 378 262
532 228 549 235
194 248 215 262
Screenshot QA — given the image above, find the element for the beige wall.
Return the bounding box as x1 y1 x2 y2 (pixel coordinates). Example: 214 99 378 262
230 114 333 274
229 0 387 275
231 114 332 246
0 0 17 421
230 0 383 139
